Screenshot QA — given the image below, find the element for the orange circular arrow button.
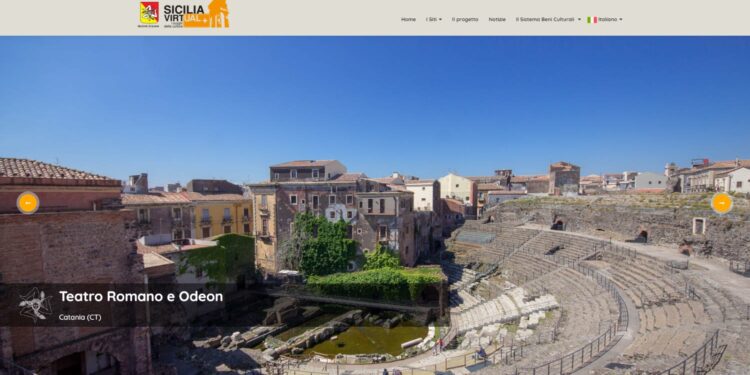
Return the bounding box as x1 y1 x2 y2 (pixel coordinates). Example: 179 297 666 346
17 191 40 214
710 192 733 215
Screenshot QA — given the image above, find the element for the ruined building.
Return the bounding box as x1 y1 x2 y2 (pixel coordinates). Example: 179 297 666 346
246 160 420 274
548 161 581 195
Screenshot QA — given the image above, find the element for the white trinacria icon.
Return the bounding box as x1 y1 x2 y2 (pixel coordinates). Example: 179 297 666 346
19 288 53 322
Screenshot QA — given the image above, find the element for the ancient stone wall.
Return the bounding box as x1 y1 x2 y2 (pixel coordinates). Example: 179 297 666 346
0 209 151 373
485 200 750 261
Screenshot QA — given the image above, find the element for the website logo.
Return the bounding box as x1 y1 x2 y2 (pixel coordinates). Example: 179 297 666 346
164 0 229 28
140 2 160 24
19 288 53 323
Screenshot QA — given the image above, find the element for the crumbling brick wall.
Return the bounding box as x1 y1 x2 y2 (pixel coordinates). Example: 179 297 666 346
0 210 151 374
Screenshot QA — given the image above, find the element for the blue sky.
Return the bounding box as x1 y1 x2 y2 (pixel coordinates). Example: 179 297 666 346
1 37 749 187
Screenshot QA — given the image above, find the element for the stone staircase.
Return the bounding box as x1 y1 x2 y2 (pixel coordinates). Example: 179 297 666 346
454 287 559 334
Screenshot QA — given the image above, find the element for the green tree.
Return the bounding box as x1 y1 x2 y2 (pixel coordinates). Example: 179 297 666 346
363 243 400 270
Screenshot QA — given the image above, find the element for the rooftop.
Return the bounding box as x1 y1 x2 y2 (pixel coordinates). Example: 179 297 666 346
137 238 217 255
142 252 175 269
0 157 121 187
356 190 413 196
184 192 247 202
248 172 367 186
580 175 603 183
405 179 436 185
678 159 750 174
270 159 340 168
332 173 367 182
466 175 506 182
477 182 507 190
716 166 750 178
511 175 549 183
122 191 191 205
369 176 403 185
550 161 580 171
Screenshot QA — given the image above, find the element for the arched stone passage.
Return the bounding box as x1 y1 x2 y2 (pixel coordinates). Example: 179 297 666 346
17 328 141 375
551 219 565 231
636 230 648 243
50 350 119 375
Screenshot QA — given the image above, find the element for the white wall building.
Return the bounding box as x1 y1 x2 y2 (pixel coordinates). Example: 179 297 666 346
715 167 750 194
634 172 667 190
438 173 476 207
405 179 439 211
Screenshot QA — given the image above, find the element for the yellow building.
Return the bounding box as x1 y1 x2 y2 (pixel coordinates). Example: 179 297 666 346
185 192 253 239
246 186 278 273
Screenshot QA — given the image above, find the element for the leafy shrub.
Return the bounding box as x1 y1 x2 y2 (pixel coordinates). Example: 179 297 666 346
307 267 441 302
363 244 400 270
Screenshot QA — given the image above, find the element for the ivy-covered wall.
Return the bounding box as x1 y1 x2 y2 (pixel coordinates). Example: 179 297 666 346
279 212 356 276
176 233 255 284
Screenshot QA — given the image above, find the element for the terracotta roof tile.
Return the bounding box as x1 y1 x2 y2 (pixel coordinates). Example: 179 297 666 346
332 173 367 182
122 192 191 205
0 157 121 187
0 157 117 181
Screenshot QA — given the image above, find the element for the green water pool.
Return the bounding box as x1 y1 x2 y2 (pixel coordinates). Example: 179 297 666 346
304 322 428 357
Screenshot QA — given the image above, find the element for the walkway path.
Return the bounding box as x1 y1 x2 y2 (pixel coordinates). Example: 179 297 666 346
290 326 459 375
264 290 434 314
519 223 750 373
519 224 750 305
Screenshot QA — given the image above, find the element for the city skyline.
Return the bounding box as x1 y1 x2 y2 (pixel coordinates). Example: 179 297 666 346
1 37 749 186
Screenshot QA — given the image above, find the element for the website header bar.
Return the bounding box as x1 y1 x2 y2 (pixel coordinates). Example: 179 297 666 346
3 0 750 36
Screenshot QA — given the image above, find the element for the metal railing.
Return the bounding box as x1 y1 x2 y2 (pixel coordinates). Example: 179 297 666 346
515 322 619 375
660 330 725 375
729 260 750 277
419 341 519 372
507 256 628 375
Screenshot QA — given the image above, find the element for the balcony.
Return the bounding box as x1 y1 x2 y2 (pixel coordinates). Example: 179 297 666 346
259 207 270 216
242 215 250 222
222 216 233 224
257 231 272 241
200 217 212 226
